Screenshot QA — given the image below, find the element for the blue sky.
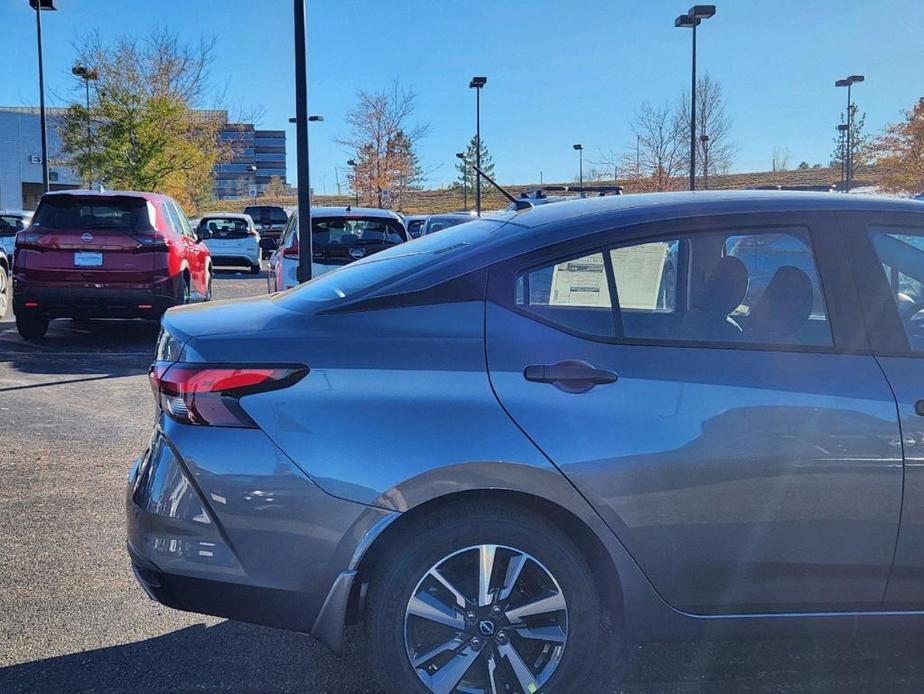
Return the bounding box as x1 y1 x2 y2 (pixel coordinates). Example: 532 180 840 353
2 0 923 191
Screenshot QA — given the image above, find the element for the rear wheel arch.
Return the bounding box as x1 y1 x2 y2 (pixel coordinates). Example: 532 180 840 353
350 489 624 635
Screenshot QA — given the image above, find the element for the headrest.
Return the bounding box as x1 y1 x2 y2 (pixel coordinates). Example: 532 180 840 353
692 256 749 316
749 266 814 337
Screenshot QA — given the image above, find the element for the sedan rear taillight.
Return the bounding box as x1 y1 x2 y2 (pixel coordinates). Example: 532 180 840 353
149 363 308 427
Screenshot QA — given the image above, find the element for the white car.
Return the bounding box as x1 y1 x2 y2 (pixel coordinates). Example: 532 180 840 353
196 213 261 274
0 209 33 265
266 206 407 293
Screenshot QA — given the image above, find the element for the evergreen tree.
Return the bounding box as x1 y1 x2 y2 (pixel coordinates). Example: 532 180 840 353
455 135 494 191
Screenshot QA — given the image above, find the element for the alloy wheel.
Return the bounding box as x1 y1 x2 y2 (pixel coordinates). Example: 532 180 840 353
404 544 568 694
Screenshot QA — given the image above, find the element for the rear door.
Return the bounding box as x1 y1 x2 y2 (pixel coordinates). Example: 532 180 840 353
22 195 157 284
485 212 903 614
845 209 924 608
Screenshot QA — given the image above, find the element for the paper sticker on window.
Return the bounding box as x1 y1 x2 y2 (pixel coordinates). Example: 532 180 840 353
611 242 671 310
549 253 611 307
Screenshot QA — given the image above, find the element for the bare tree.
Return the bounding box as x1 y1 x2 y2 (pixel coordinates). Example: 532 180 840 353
615 102 686 192
676 73 736 186
337 82 427 209
772 145 792 171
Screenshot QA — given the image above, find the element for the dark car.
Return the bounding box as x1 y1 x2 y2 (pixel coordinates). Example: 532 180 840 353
13 190 211 340
420 212 474 236
130 192 924 693
243 205 288 255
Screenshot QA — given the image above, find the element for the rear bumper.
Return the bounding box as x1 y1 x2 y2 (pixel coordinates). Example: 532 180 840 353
13 275 181 318
126 419 391 651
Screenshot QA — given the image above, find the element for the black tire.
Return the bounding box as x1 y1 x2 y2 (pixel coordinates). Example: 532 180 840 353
16 314 49 340
0 265 8 320
250 263 261 275
366 502 605 694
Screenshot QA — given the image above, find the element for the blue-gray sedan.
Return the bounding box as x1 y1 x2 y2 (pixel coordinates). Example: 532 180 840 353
128 191 924 693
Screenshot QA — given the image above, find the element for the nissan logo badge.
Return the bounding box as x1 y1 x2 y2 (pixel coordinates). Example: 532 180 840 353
349 248 365 260
81 233 94 243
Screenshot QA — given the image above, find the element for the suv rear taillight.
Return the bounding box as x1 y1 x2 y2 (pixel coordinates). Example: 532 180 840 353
149 363 308 427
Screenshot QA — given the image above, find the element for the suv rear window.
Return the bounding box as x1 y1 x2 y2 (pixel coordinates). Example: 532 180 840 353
244 206 287 224
312 217 407 246
32 196 153 231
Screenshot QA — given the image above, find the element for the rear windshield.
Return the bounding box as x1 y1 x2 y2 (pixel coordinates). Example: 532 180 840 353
279 218 507 309
244 206 287 224
0 215 27 237
32 196 153 231
200 217 250 235
312 217 406 246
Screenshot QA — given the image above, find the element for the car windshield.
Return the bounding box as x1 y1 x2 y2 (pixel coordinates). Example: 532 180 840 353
311 217 406 247
31 197 153 231
0 214 26 237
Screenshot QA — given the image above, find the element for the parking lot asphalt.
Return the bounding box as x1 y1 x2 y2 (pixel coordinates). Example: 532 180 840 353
2 268 924 693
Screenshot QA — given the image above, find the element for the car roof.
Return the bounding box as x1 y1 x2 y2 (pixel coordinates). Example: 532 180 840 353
307 206 403 220
200 212 252 221
41 189 171 202
504 189 924 229
428 213 475 221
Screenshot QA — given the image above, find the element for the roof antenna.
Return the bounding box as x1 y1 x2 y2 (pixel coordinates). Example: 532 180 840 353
471 164 532 210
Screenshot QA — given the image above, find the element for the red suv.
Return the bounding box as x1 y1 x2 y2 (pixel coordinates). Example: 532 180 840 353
13 190 212 340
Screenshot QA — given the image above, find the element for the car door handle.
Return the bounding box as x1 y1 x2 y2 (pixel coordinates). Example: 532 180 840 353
523 360 618 393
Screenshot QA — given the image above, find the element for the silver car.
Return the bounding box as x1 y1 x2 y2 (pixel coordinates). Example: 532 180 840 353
129 191 924 693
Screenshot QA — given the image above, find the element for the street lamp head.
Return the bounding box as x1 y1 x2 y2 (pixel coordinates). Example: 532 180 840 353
347 159 357 167
837 123 849 132
848 75 865 84
469 76 487 89
700 134 710 142
308 115 324 122
72 65 99 80
29 0 56 9
675 14 696 27
690 4 716 19
455 152 465 159
573 144 583 151
835 79 850 88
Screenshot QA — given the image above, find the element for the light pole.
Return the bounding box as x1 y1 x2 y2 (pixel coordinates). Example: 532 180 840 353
699 133 710 189
573 144 584 195
455 152 468 210
469 76 487 216
835 75 864 192
347 159 359 205
72 64 98 188
837 123 849 187
675 4 716 191
293 0 313 283
30 0 57 194
248 165 258 203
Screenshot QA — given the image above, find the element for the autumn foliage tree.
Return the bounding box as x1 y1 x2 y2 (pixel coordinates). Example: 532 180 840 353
59 29 229 212
339 83 426 209
874 98 924 195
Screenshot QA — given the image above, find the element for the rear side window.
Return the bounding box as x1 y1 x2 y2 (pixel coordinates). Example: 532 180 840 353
32 196 154 231
869 226 924 352
512 226 832 348
515 252 616 337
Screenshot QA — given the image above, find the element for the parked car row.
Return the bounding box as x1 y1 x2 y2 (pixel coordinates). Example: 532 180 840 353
130 190 924 694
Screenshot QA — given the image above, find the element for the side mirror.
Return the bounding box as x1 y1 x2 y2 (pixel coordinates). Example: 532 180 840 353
259 237 278 252
197 228 210 241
